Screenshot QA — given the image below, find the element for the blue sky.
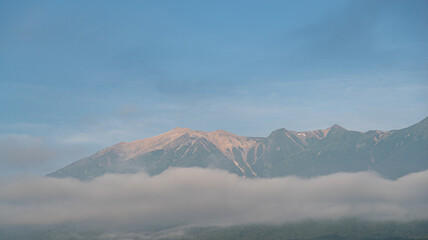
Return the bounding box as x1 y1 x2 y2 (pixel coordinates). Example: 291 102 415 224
1 0 427 175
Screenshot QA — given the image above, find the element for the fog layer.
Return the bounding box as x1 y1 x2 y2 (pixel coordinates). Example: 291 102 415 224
1 168 427 228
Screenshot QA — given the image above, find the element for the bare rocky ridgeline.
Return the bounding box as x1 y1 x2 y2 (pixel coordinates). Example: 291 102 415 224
48 117 428 180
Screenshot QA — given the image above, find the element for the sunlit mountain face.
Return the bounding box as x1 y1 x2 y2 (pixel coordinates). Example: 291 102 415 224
49 117 428 180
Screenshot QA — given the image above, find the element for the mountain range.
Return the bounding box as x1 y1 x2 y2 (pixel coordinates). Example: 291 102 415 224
48 117 428 180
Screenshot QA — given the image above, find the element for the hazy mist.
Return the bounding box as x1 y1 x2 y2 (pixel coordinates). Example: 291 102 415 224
1 168 427 230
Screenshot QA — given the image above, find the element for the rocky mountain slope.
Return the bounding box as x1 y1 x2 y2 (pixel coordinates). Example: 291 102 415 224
48 117 428 180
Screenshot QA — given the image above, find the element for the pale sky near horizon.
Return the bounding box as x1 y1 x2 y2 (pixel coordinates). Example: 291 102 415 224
1 0 427 175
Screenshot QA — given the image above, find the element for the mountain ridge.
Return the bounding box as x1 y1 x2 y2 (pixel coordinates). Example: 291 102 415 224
48 118 428 180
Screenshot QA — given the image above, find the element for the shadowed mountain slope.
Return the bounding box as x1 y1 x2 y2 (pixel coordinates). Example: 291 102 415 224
48 117 428 180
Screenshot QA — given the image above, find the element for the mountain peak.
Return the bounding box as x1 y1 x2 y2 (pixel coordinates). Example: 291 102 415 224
330 124 346 131
212 129 237 136
48 117 428 180
170 127 192 132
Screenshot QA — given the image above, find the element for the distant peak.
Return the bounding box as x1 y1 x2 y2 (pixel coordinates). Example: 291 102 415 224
268 128 297 139
277 128 289 132
330 124 346 131
212 129 235 135
170 127 192 132
162 127 196 137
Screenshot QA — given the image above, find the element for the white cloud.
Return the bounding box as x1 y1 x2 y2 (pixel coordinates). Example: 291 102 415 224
1 168 427 229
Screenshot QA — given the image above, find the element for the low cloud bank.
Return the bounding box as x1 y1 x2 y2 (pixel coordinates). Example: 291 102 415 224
1 168 427 228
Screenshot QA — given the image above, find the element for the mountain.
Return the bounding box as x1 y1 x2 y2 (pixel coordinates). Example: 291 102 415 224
48 117 428 180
